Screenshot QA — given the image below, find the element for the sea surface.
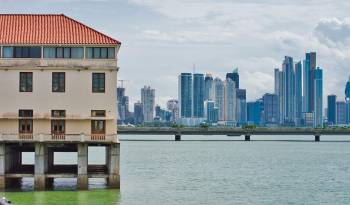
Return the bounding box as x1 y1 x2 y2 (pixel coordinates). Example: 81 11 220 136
2 135 350 205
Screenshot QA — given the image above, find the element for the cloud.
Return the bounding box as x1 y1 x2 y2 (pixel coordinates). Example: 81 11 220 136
314 17 350 48
141 29 236 43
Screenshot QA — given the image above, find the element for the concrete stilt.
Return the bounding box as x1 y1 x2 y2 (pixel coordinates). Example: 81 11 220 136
0 144 5 190
245 135 251 141
175 134 181 141
315 135 320 142
77 143 88 190
107 143 120 188
34 143 47 190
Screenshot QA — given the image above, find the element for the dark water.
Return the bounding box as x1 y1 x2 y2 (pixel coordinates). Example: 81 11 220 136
2 135 350 205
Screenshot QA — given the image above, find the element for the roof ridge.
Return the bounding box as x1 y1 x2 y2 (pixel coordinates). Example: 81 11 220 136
0 13 121 45
0 14 63 16
61 14 121 44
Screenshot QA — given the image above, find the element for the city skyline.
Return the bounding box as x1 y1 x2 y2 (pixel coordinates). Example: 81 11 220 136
2 1 350 108
118 51 350 127
119 52 349 112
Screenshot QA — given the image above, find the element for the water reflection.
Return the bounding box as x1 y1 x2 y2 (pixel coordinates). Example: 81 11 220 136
0 178 120 205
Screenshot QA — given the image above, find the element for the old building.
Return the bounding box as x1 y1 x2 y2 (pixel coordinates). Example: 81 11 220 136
0 14 121 190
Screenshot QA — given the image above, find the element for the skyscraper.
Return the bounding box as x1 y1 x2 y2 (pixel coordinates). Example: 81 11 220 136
226 68 239 89
178 73 192 118
294 61 302 126
214 78 225 121
247 100 263 126
305 52 317 113
224 78 236 125
327 95 336 125
313 67 323 127
346 77 350 101
117 87 129 124
204 74 214 101
345 77 350 124
236 89 247 126
167 99 179 122
336 101 347 125
204 101 218 124
193 73 205 117
262 93 279 126
141 86 155 122
282 56 295 126
274 68 283 125
134 102 143 125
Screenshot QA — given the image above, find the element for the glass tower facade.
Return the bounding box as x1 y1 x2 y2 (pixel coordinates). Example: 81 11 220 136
193 73 205 117
204 74 214 101
214 78 225 121
226 68 239 89
294 61 302 126
327 95 336 125
313 67 323 127
178 73 192 118
282 56 295 125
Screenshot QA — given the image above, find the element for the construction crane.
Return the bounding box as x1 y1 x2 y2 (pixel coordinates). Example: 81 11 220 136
118 80 129 88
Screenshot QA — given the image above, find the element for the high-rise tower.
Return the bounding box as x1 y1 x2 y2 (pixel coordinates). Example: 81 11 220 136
313 67 323 127
193 73 205 117
178 73 192 118
226 68 239 89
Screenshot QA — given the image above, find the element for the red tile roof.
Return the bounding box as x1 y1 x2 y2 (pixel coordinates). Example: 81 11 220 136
0 14 120 45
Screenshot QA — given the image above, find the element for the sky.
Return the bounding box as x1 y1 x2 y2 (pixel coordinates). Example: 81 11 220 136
1 0 350 110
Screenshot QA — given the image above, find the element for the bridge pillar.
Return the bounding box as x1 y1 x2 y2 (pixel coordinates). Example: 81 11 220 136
245 135 251 141
175 134 181 141
106 143 120 188
315 135 320 142
34 143 48 190
77 143 88 190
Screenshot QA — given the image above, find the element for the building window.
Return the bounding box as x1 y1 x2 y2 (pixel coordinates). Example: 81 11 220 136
91 120 105 134
91 110 105 134
52 72 65 92
86 47 115 59
92 73 105 93
51 110 65 134
3 46 41 58
20 72 33 92
43 47 83 59
51 110 66 118
91 110 106 117
19 110 33 134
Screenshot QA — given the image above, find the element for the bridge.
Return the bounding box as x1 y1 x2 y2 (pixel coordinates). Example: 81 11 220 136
117 127 350 141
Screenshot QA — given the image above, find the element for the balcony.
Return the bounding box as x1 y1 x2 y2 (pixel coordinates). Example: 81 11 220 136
0 133 118 143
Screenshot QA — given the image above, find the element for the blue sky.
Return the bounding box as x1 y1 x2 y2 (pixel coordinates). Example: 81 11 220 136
1 0 350 109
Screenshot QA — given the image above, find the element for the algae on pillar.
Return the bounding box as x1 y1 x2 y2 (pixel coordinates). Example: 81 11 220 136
107 143 120 188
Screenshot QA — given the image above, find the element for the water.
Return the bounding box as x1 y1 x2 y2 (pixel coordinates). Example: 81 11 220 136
2 135 350 205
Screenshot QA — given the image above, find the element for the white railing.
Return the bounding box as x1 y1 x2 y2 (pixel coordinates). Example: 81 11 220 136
0 133 119 143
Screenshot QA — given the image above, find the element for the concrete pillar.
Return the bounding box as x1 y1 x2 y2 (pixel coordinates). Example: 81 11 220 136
77 143 88 190
175 134 181 141
0 144 5 189
107 143 120 188
315 135 320 142
245 135 251 141
34 143 47 190
47 148 54 171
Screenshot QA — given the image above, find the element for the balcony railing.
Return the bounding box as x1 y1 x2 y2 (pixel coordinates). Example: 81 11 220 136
0 133 118 143
19 133 33 140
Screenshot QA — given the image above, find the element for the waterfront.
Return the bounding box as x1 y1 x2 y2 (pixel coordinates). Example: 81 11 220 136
2 135 350 205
